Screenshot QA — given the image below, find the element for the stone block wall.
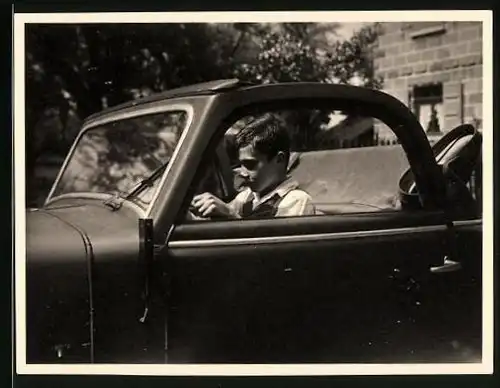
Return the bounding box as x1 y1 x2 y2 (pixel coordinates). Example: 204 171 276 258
374 22 483 142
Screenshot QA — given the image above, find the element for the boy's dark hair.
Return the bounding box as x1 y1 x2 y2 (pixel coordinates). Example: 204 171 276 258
235 113 291 164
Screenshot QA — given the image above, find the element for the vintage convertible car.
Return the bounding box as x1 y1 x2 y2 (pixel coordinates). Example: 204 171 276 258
25 79 483 364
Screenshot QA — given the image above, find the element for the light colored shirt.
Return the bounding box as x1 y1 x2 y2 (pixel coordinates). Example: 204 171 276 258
230 178 315 218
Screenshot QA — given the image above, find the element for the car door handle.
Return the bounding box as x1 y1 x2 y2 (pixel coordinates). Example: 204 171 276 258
430 256 462 273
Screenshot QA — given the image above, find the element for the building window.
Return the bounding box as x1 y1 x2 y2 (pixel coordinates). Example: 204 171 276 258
405 22 447 39
409 23 446 39
412 83 444 134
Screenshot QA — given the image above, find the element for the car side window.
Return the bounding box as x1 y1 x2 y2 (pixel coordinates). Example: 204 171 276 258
184 108 413 222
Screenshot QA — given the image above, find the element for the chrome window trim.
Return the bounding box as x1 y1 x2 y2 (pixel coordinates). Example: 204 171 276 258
454 219 482 227
45 104 194 216
80 104 193 130
168 219 482 249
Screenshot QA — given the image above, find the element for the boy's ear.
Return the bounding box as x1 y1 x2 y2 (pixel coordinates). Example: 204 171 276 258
275 151 286 164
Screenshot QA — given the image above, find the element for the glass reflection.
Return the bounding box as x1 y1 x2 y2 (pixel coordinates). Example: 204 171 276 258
51 110 189 209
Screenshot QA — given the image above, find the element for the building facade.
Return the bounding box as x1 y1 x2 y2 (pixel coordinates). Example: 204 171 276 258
373 22 483 144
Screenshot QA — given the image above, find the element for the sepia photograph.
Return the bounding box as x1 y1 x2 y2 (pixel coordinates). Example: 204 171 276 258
14 11 493 375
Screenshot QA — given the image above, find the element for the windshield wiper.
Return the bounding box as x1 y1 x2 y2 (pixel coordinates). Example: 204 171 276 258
125 162 169 199
103 160 170 211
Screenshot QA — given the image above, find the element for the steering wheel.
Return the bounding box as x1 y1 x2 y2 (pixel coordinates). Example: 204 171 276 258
398 124 482 210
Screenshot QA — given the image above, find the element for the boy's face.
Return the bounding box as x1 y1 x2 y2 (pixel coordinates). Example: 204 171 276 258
238 144 286 193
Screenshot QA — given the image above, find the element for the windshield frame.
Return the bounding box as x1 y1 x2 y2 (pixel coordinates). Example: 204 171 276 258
45 102 195 215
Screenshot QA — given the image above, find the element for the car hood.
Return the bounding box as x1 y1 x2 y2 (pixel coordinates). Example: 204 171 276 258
25 201 144 362
26 202 140 263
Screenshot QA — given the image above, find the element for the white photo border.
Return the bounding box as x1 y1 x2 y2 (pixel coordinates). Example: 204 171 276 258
14 10 494 376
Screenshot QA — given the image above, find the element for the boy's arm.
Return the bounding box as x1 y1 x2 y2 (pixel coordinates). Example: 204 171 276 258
191 191 248 219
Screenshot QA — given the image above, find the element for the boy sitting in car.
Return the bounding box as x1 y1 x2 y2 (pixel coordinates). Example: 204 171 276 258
190 113 315 219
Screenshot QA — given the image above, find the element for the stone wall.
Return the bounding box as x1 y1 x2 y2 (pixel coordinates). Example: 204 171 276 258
374 22 483 141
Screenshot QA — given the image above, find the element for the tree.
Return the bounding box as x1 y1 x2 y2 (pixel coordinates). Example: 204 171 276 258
232 22 382 149
25 23 234 174
25 22 382 204
327 23 383 88
26 22 381 162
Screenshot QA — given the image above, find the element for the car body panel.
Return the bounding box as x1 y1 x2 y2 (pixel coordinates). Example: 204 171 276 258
26 200 162 363
166 214 451 363
165 204 481 363
26 209 92 362
29 201 140 261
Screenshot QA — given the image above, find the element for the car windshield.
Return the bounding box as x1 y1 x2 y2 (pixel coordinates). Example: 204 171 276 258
50 109 190 209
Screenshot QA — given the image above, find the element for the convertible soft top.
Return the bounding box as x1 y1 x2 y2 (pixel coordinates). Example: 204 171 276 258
291 146 409 212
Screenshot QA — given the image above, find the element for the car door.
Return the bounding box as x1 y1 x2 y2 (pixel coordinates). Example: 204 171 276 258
149 85 481 363
165 209 454 363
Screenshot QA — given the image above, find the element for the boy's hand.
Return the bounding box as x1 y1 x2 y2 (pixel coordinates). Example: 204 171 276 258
191 193 239 218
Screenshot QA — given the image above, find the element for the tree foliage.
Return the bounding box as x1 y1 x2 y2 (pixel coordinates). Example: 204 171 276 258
232 22 382 149
26 21 382 203
328 23 383 88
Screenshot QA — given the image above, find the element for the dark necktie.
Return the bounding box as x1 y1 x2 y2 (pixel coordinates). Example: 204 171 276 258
241 194 255 218
240 193 282 219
